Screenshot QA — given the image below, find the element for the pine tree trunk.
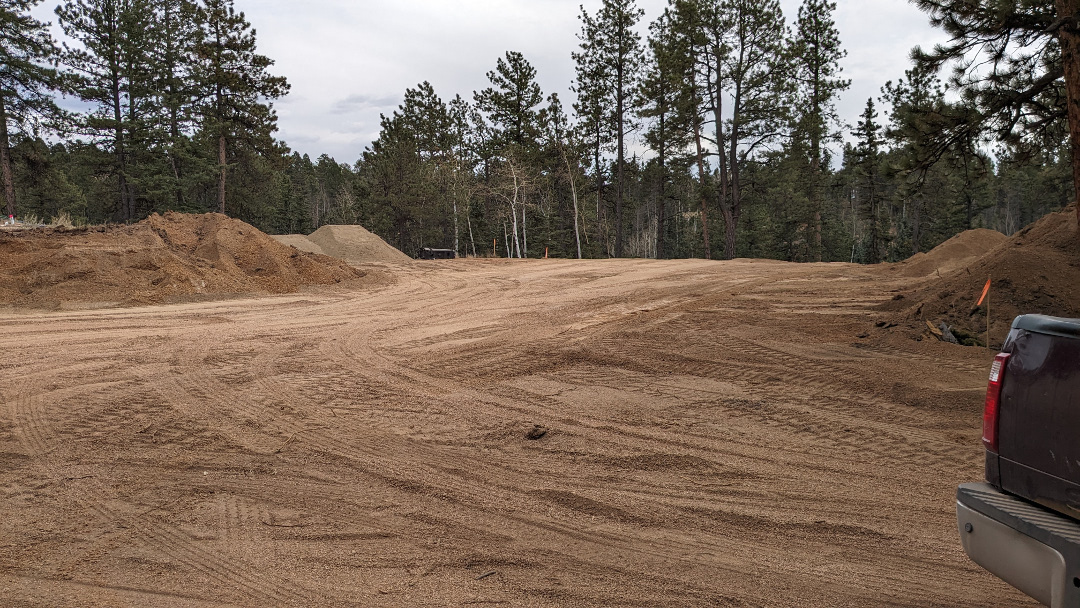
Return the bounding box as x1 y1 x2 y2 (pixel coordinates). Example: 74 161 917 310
722 204 738 262
656 146 666 260
0 96 16 220
452 178 460 255
693 124 711 260
218 134 227 215
111 68 131 222
1057 0 1080 226
615 58 625 259
811 68 823 262
164 1 184 209
725 83 743 261
812 160 822 262
168 153 184 208
594 130 605 254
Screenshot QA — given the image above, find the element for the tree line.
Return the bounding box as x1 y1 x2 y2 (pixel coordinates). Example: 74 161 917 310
1 0 1076 262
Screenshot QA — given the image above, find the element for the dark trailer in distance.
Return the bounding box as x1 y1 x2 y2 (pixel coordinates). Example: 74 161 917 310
418 248 456 260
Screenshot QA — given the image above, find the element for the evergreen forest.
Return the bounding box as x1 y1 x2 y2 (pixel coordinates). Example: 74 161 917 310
1 0 1077 262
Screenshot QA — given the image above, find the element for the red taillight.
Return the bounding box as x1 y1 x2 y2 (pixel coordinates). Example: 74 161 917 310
982 353 1011 452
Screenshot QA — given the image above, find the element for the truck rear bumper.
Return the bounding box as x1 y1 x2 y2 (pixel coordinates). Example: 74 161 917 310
957 482 1080 607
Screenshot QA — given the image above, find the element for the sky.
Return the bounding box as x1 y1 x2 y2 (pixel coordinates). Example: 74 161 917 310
33 0 951 164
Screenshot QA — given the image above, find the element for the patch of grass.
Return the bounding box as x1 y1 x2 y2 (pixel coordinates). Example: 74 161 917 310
49 210 77 229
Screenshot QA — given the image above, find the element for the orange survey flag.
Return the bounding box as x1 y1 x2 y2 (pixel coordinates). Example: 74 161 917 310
977 278 991 306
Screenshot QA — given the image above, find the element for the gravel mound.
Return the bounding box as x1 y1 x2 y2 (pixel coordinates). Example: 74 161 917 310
273 225 410 264
270 234 326 255
0 212 363 308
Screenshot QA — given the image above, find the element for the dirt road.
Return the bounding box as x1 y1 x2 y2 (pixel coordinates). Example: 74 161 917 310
0 259 1034 606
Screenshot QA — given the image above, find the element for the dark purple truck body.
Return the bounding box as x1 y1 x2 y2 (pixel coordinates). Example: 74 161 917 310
992 316 1080 517
958 315 1080 607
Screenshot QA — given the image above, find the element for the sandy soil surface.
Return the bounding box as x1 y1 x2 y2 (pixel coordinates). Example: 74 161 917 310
0 255 1036 607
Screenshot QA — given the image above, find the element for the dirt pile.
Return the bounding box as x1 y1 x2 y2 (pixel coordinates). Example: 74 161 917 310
881 206 1080 344
272 225 411 264
0 212 363 307
897 228 1008 277
269 234 325 255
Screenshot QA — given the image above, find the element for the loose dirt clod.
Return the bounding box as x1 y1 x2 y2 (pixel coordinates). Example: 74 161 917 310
0 212 363 308
524 425 548 440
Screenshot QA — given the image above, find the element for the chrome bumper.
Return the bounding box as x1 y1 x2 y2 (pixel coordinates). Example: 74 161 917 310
957 482 1080 607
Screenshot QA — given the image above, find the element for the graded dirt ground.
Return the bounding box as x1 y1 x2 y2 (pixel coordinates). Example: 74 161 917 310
0 255 1037 607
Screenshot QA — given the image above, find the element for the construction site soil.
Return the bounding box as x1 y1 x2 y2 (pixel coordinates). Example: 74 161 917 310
3 210 1068 606
883 205 1080 346
0 213 366 309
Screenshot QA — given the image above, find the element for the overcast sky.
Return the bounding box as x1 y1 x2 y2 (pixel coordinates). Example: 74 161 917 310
35 0 950 164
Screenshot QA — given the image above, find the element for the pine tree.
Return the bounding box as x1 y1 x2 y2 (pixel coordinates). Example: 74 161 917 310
910 0 1080 224
683 0 791 260
0 0 62 221
638 6 692 259
150 0 200 209
540 91 585 258
665 0 714 259
574 0 644 258
851 98 884 263
474 52 546 257
572 10 611 254
448 93 479 256
191 0 288 215
882 62 973 255
57 0 156 221
473 51 543 154
792 0 849 261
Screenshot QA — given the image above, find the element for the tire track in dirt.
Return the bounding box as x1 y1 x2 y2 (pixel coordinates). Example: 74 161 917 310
853 341 991 374
223 284 815 598
7 374 314 604
412 326 970 479
320 267 985 604
292 282 908 602
0 573 227 607
555 321 977 474
0 258 1033 607
616 349 972 472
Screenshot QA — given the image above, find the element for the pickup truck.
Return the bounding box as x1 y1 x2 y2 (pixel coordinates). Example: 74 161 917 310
958 314 1080 607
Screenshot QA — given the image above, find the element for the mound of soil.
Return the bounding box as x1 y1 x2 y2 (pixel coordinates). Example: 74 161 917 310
881 206 1080 345
273 225 411 264
270 234 325 255
897 228 1008 277
0 212 363 308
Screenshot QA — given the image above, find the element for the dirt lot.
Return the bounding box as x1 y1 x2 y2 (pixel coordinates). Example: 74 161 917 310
0 256 1036 606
